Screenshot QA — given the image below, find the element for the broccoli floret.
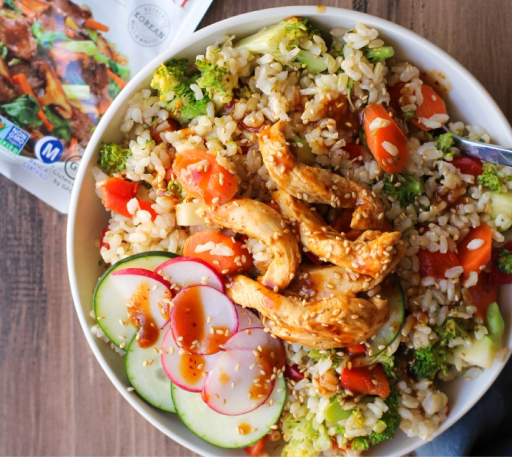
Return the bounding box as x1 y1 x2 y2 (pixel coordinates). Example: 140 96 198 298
151 60 209 124
235 17 328 74
436 132 454 154
369 387 401 445
383 174 424 206
281 413 331 457
195 57 237 104
328 40 344 58
412 318 469 379
167 179 183 201
477 163 510 193
98 142 131 174
497 248 512 274
363 46 395 63
351 437 370 450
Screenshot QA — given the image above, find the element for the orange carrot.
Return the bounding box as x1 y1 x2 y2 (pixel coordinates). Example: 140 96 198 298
84 19 110 32
14 1 36 16
411 85 448 131
457 223 493 279
11 74 54 132
107 69 127 89
173 149 238 205
183 232 252 276
363 104 408 174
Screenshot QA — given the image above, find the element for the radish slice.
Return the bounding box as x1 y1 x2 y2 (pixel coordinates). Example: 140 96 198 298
236 306 263 330
156 257 224 292
202 349 276 416
161 325 221 392
110 268 173 347
170 285 238 355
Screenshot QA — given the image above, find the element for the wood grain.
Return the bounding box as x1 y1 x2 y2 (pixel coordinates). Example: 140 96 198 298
1 1 511 455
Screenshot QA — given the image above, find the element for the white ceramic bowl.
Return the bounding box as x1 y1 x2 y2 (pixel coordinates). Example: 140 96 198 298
67 6 512 456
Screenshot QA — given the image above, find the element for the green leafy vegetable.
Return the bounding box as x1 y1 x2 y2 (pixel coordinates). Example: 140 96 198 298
281 413 331 457
369 387 401 445
436 132 454 153
383 174 424 206
0 42 8 60
1 94 42 127
3 0 22 13
364 46 395 63
31 23 68 50
151 60 209 123
477 163 510 193
42 106 71 140
235 17 328 74
496 248 512 274
108 60 130 81
195 57 237 104
98 142 131 174
108 79 121 100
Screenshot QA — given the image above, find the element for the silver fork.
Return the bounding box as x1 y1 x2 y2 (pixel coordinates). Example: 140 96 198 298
443 125 512 167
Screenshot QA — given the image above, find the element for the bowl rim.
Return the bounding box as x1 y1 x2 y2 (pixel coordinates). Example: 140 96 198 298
67 5 512 457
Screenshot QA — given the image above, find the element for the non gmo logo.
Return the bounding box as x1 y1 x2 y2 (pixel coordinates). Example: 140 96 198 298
34 136 64 164
128 4 171 47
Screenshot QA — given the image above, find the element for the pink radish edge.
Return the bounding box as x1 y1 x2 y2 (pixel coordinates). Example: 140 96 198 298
155 256 224 292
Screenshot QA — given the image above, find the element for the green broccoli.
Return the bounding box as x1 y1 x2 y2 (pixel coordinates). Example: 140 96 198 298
235 17 328 74
436 132 454 154
496 248 512 274
477 163 510 193
195 58 237 104
281 413 331 457
351 437 370 450
383 174 425 206
151 60 209 124
412 318 469 380
369 387 401 445
364 46 395 63
98 142 131 174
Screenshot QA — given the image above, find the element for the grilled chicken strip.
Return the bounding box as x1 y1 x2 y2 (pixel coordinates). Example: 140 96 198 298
285 243 406 300
259 120 385 230
273 190 402 279
199 198 300 291
226 275 390 349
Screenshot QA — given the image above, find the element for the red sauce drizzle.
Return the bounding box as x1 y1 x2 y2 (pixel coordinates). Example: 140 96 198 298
127 282 159 348
179 352 206 386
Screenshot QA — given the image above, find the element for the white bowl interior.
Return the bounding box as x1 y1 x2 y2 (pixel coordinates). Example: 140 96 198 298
67 6 512 457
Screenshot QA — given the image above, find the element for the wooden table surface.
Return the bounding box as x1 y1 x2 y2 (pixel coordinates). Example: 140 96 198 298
2 0 512 455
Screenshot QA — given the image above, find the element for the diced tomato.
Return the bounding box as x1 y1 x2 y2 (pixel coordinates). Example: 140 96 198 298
417 249 460 279
173 149 238 205
363 104 409 174
343 143 365 163
450 156 484 178
99 177 138 218
183 232 252 275
285 364 305 381
150 119 180 144
457 224 492 279
411 85 448 131
244 436 269 456
469 272 497 320
490 243 512 285
347 344 366 355
388 83 405 113
138 200 157 220
341 364 390 398
100 226 110 250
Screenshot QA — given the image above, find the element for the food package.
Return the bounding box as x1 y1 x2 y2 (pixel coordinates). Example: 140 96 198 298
0 0 213 212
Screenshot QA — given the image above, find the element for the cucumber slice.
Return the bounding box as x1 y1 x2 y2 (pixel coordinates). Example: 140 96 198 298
94 251 178 348
125 327 175 413
172 376 286 448
368 274 405 357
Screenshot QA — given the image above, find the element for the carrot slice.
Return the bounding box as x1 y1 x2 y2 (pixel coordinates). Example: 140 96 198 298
173 149 238 205
84 19 110 32
107 69 127 90
99 177 138 218
183 232 252 275
363 104 408 174
457 223 493 279
411 85 448 131
12 74 54 132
